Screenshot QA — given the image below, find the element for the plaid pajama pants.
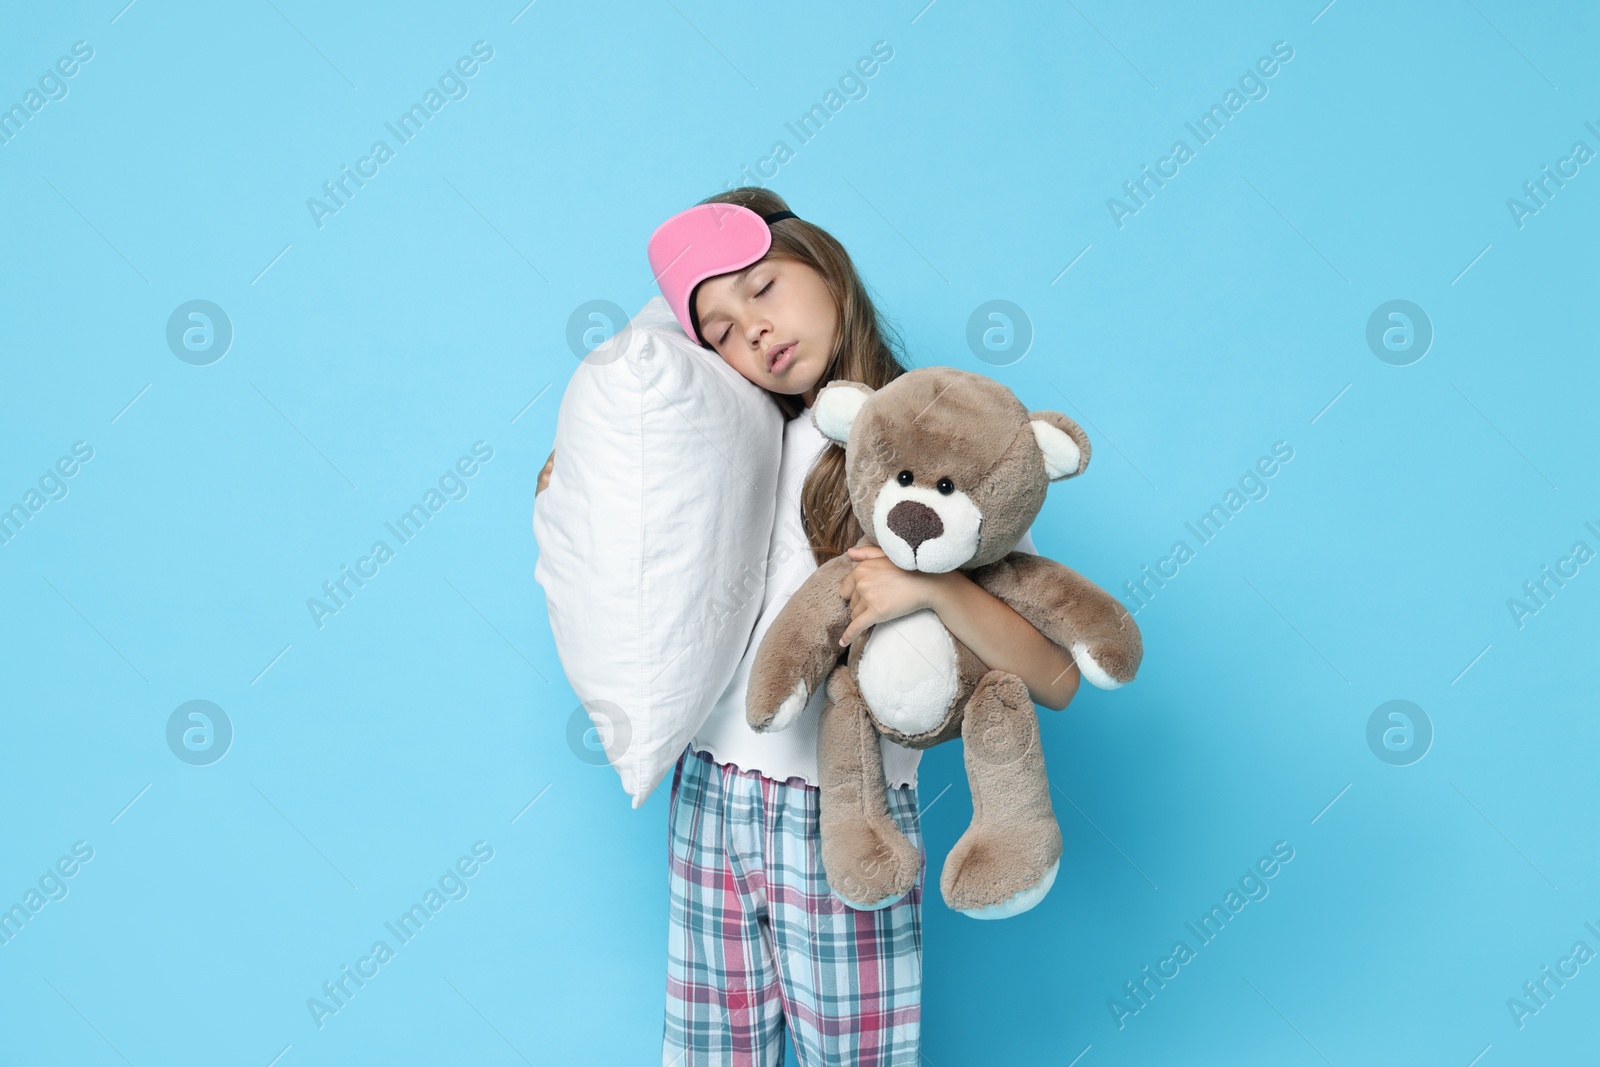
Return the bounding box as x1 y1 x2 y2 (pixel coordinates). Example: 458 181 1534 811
662 744 925 1067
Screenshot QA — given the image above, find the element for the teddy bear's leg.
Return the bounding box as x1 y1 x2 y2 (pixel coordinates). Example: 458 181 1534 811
816 664 921 911
940 669 1063 919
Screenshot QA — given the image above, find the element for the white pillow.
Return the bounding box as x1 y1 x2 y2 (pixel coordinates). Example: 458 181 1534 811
533 296 784 808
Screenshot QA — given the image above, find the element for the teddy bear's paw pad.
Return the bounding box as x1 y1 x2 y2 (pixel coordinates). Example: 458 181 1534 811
1071 641 1126 690
956 857 1059 920
823 821 920 911
831 887 904 912
941 829 1060 917
766 679 808 732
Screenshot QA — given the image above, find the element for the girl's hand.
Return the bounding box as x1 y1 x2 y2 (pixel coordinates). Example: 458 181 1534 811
837 544 944 647
535 449 555 496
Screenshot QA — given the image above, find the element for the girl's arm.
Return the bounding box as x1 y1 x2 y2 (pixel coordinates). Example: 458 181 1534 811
535 449 554 495
926 571 1082 711
836 543 1081 711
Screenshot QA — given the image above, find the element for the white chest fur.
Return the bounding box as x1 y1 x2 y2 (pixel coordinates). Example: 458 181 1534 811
858 608 961 737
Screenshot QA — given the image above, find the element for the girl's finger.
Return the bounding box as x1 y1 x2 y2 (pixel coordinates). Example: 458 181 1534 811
840 598 864 645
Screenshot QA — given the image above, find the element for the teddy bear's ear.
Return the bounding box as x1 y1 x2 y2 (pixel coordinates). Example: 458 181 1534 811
812 381 874 444
1028 411 1092 481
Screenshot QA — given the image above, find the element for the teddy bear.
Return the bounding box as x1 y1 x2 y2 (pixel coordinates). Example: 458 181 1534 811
745 366 1142 919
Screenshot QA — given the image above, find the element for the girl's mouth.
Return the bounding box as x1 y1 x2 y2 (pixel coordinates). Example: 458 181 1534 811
768 342 797 373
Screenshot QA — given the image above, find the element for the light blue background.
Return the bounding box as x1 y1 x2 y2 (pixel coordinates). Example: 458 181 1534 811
2 1 1596 1064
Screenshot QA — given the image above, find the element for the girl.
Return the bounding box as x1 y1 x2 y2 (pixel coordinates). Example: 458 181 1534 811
548 187 1084 1065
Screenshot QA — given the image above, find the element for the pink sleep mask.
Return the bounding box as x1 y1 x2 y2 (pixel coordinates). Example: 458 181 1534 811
646 203 799 345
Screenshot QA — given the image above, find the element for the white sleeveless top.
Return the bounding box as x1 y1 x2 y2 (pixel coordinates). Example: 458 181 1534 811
689 404 1037 790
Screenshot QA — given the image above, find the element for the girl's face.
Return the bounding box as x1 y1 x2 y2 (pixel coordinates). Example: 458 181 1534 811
694 256 838 407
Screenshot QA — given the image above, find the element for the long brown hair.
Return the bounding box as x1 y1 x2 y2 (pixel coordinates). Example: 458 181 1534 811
694 187 912 566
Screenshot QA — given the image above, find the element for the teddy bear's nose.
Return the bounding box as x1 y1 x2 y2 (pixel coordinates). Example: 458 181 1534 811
887 499 944 555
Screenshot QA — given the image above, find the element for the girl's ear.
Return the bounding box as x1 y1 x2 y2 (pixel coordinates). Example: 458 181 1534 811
812 381 874 444
1028 411 1092 481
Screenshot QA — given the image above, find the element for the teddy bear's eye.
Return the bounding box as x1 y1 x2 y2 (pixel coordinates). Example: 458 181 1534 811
897 470 913 486
936 477 954 495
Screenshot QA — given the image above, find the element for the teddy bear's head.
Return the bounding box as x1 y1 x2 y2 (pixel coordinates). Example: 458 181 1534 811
811 366 1091 573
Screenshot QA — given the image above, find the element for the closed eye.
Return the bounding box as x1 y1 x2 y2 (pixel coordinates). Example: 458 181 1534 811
717 279 775 344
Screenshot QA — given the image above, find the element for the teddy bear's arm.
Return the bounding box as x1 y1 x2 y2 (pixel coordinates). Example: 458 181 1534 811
970 553 1143 689
745 553 856 733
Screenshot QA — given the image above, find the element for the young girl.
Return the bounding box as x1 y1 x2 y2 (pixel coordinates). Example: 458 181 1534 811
566 187 1082 1065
